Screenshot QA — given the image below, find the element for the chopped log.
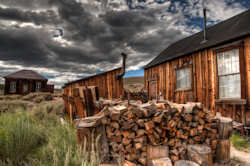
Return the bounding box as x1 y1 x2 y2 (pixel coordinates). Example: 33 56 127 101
136 129 145 137
147 145 169 166
111 122 120 129
149 157 173 166
218 117 233 139
138 157 147 165
145 121 155 130
123 160 136 166
174 160 200 166
187 144 213 166
109 109 120 121
216 139 230 164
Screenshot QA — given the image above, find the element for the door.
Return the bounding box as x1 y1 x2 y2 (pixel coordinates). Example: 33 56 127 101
149 81 157 100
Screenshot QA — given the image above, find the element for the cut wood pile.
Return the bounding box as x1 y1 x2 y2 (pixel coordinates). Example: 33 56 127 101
124 90 148 103
124 84 148 103
76 100 222 166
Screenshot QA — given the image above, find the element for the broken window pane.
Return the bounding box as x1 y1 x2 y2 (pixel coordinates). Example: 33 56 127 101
217 48 241 99
176 68 191 90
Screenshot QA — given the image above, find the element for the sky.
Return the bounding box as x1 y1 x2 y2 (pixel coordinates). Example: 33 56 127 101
0 0 249 88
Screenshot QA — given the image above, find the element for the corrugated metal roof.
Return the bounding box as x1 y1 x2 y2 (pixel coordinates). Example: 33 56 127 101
145 9 250 69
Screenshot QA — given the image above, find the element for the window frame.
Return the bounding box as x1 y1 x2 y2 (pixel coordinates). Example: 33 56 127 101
175 65 193 92
36 82 42 92
9 81 16 93
214 42 246 101
23 83 28 93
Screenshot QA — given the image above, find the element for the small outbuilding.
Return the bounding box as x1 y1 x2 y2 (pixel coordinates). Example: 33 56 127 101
3 70 54 95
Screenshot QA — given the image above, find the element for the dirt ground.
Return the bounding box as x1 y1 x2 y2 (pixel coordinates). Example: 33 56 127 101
230 145 250 166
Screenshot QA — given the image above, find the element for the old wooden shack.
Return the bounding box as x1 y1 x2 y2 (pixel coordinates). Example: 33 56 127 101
3 70 54 95
63 67 124 100
144 9 250 125
63 53 126 121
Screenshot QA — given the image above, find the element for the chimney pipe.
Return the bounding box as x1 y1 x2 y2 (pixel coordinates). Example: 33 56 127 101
202 8 207 43
116 52 127 80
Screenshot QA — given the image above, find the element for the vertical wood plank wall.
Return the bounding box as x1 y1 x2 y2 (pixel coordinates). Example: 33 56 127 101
63 68 123 120
145 37 250 124
64 68 123 99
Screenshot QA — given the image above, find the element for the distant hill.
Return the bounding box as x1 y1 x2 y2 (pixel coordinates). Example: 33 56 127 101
123 76 144 85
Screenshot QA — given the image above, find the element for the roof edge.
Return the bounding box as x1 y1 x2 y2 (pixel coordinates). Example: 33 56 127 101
64 67 122 86
144 33 250 69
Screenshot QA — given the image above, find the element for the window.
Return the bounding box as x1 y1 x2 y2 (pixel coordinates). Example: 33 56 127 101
176 67 192 90
10 81 16 93
217 48 241 99
36 82 41 92
23 84 28 93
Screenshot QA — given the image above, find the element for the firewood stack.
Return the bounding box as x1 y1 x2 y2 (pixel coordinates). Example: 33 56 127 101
100 101 220 165
124 90 148 103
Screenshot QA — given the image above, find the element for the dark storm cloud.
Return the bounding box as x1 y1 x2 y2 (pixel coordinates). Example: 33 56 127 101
0 0 52 9
0 26 120 74
0 27 50 65
0 0 190 76
0 7 60 25
0 0 247 86
49 0 106 39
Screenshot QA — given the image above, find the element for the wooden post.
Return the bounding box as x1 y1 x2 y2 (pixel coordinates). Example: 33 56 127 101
216 117 233 164
75 116 109 161
128 92 130 105
84 87 97 116
216 139 230 164
187 144 213 166
218 117 233 139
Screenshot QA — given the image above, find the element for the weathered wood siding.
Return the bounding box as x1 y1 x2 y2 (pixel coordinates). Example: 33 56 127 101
145 37 250 124
63 68 123 100
4 78 50 95
63 68 123 121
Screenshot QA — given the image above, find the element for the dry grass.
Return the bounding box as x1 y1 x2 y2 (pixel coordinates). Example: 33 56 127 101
0 92 102 166
230 133 250 152
0 92 56 114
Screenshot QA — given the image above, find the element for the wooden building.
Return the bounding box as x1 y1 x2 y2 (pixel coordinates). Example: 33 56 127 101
3 70 54 95
144 9 250 125
63 53 126 120
63 67 124 100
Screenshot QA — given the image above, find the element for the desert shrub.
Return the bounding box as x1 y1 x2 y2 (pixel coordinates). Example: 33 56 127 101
0 97 101 166
30 102 64 125
0 113 46 165
30 120 101 166
22 92 53 103
0 95 22 101
0 100 31 114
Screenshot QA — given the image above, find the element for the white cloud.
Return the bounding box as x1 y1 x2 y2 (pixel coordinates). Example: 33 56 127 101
186 0 247 22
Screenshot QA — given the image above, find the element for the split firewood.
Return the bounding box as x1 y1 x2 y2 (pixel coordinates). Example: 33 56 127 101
80 100 220 165
174 160 200 166
149 157 173 166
